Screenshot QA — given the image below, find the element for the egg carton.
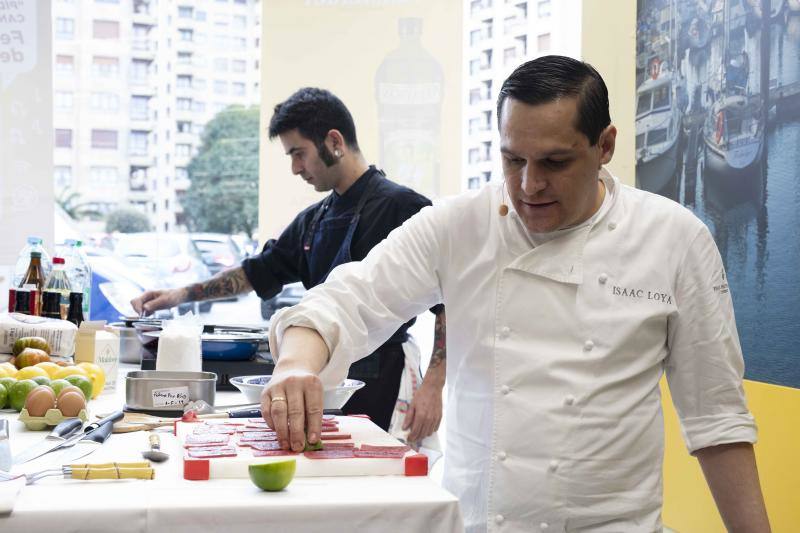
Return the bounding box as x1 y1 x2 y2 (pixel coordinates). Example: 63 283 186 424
18 408 89 431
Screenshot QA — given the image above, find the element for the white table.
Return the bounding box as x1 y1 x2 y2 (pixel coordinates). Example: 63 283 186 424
1 364 464 533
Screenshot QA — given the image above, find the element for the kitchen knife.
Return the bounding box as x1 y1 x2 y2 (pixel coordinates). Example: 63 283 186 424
12 417 84 465
56 418 116 464
38 410 125 459
0 420 10 471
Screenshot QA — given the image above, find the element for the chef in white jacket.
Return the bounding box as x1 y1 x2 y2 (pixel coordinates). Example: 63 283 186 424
262 56 770 532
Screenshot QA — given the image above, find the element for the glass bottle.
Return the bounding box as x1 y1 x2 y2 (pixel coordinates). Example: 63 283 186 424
42 291 63 320
67 292 84 327
19 251 45 315
13 289 32 315
45 257 72 319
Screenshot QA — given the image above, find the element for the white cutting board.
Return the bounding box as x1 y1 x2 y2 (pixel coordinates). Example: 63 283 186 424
177 416 414 479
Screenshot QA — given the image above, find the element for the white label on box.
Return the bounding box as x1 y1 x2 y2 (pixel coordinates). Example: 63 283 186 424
152 386 190 408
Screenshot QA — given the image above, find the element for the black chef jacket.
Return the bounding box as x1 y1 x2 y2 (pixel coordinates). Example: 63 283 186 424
242 165 444 346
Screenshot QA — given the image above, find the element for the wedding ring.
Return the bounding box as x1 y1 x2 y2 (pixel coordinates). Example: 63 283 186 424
271 396 287 403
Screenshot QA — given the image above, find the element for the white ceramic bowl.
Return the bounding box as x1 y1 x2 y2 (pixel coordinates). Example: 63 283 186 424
229 375 365 409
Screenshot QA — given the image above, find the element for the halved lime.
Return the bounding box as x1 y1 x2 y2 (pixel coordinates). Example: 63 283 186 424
248 459 297 492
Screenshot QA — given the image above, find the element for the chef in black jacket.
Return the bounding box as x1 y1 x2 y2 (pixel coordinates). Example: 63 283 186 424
132 88 446 438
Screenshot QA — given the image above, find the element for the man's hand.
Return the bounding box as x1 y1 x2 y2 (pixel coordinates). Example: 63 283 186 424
261 370 324 452
131 288 185 316
403 379 442 442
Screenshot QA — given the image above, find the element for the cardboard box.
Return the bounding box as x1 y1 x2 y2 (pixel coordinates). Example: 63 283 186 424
75 321 119 393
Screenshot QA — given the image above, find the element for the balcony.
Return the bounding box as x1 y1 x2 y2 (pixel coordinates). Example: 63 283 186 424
132 2 156 26
129 78 157 97
131 39 156 61
129 152 155 167
174 177 192 192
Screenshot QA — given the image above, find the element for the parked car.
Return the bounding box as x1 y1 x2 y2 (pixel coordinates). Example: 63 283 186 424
190 232 244 276
112 232 213 313
260 282 306 320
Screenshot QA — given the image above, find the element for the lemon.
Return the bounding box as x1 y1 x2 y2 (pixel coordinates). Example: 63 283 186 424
76 363 106 398
0 367 11 379
248 460 297 492
0 362 17 378
15 366 49 381
53 366 90 381
34 361 62 379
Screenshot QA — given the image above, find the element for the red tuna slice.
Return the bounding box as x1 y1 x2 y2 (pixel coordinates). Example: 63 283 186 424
252 449 300 457
353 449 407 459
240 431 279 441
245 441 283 451
319 433 351 440
184 434 230 447
304 449 356 459
359 444 411 453
319 442 355 449
187 446 238 458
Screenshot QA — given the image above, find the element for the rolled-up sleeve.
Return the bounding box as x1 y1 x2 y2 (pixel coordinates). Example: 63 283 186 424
269 204 446 388
241 216 305 300
666 225 757 453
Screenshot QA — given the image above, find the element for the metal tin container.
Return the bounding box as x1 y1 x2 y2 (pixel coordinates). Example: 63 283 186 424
125 370 216 412
108 321 143 364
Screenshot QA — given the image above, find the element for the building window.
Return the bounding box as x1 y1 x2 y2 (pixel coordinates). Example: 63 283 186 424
92 129 118 149
130 59 150 83
516 2 528 20
92 56 120 78
89 166 119 186
179 29 194 42
178 6 194 18
193 78 206 91
516 35 528 56
537 33 551 52
469 59 480 76
231 59 246 73
233 15 246 28
55 55 75 75
55 18 75 40
54 91 74 111
54 166 72 188
214 57 229 71
93 20 120 40
192 100 206 112
177 121 192 133
469 88 481 105
177 52 192 65
130 96 150 120
176 144 192 157
538 0 551 18
232 82 245 96
176 167 189 180
470 29 481 46
91 92 120 112
177 97 192 111
214 80 228 95
233 37 246 49
468 177 480 189
177 75 192 88
481 49 492 69
468 148 480 164
504 47 517 66
129 131 149 155
55 129 73 148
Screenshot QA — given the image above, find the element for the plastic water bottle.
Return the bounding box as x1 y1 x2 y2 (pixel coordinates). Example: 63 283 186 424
13 237 53 287
44 257 72 317
68 240 92 317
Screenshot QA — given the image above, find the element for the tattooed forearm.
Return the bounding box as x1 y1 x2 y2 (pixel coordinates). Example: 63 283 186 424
429 310 446 369
185 267 253 302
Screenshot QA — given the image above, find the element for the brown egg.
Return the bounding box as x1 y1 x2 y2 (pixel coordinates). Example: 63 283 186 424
57 385 84 401
57 391 87 417
24 386 57 417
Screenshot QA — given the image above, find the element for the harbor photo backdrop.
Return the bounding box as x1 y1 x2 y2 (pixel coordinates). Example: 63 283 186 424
635 0 800 387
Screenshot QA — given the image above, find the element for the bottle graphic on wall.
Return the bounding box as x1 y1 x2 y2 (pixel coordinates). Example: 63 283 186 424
375 17 444 199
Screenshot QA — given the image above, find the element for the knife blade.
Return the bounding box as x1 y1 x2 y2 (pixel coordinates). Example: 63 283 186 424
56 418 116 464
37 410 125 459
0 420 11 471
12 417 84 465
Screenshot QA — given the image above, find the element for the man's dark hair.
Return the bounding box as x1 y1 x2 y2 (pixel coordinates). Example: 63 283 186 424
497 55 611 146
268 87 360 164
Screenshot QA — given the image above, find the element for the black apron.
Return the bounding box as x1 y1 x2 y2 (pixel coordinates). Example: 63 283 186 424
302 171 404 431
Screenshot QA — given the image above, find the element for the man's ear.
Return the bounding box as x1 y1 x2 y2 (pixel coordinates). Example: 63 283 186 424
597 125 617 167
326 129 346 155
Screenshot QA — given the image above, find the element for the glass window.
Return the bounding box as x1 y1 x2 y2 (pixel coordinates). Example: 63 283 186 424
178 6 194 18
214 80 228 94
636 92 652 115
231 59 246 73
537 33 551 52
89 166 120 186
55 55 75 75
176 167 189 180
233 15 246 28
214 58 229 71
92 56 120 78
54 91 74 111
177 52 192 64
468 177 480 189
177 121 192 133
130 96 150 119
232 82 245 96
177 75 192 88
55 18 75 40
233 37 246 49
538 0 551 18
92 129 118 149
176 144 191 157
177 97 192 110
91 92 120 112
192 100 206 112
55 129 73 148
504 47 517 66
54 166 73 189
179 29 194 41
648 128 668 145
129 131 149 155
193 78 206 91
93 20 120 39
652 85 670 109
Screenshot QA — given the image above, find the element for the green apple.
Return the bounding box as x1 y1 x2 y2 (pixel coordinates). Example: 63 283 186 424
0 383 7 409
31 376 51 387
10 379 38 412
64 374 93 400
49 379 71 397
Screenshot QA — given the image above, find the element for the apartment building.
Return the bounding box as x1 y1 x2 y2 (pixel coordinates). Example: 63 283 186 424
463 0 581 190
52 0 261 233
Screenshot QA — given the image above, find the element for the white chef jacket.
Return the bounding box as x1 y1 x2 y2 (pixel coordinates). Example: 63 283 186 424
270 169 757 533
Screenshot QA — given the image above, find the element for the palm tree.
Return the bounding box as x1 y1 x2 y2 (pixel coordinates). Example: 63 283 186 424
55 188 102 221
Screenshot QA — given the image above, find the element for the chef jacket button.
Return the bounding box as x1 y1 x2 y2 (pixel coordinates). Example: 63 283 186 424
564 395 576 406
495 514 505 525
540 522 549 530
500 385 511 395
498 451 507 461
598 273 608 284
548 459 558 472
498 326 511 338
583 340 594 352
608 222 617 230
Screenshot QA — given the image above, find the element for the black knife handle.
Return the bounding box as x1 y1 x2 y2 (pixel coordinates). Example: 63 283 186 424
81 419 114 444
51 418 83 438
227 407 263 418
85 410 124 433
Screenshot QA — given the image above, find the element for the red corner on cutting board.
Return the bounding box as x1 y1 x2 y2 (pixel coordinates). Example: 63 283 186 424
404 454 428 477
184 458 210 480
